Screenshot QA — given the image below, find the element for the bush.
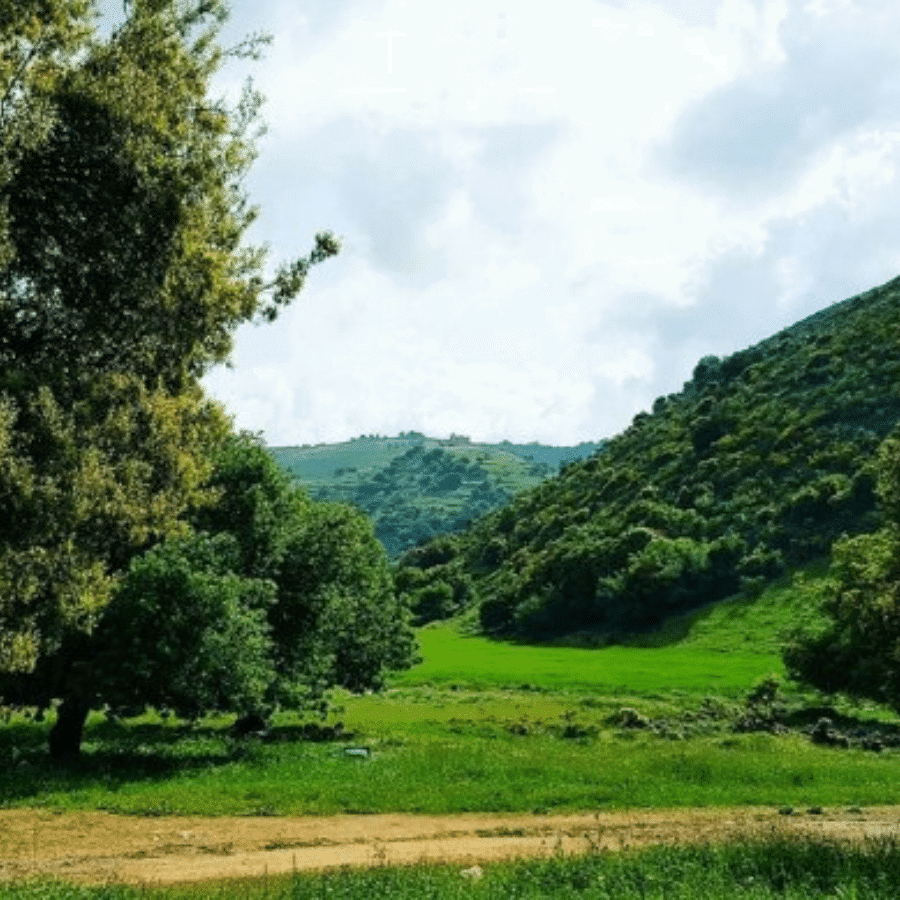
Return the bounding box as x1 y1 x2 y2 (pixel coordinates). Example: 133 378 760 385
785 433 900 711
92 534 276 718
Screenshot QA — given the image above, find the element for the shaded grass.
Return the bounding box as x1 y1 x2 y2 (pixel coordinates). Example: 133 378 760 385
649 558 834 655
3 698 900 815
5 837 900 898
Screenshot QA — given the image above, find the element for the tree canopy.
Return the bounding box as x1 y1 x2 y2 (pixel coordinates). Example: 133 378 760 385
192 433 418 711
9 432 416 758
0 1 419 761
0 0 339 677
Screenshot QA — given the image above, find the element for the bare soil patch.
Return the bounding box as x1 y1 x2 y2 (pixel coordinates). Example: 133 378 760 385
1 806 898 886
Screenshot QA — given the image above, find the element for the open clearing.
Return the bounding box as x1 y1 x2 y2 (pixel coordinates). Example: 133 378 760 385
1 807 899 886
3 572 899 891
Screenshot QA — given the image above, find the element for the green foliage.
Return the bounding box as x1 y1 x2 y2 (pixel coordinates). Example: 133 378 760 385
91 533 277 719
271 496 418 697
0 433 418 755
270 435 603 560
397 276 900 638
0 0 338 676
0 377 231 674
0 1 386 758
785 433 900 711
185 432 418 709
193 431 306 580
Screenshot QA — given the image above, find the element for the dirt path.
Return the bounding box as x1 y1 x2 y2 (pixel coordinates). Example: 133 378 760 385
1 806 898 885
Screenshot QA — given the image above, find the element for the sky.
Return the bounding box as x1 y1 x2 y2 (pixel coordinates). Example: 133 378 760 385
94 0 900 447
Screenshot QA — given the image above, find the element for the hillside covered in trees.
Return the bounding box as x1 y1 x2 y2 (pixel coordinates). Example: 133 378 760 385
271 434 603 558
395 276 900 634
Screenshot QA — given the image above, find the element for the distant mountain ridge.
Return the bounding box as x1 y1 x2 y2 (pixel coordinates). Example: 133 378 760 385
270 433 604 559
394 274 900 636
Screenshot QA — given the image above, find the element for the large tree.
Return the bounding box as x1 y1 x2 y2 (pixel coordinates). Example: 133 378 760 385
20 433 417 758
0 2 338 699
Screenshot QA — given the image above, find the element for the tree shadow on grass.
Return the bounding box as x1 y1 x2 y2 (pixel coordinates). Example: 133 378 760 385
782 704 900 736
517 601 722 650
0 721 232 803
0 717 353 805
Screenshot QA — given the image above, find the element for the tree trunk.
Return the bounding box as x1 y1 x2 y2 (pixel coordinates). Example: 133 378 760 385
48 696 90 761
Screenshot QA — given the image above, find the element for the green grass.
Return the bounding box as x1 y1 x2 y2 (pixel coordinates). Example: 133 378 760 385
3 704 900 816
654 559 834 655
5 838 900 898
393 560 835 696
394 622 783 695
2 562 899 817
11 710 900 815
5 565 900 895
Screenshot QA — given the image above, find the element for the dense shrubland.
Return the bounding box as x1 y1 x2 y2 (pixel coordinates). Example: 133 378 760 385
396 277 900 639
346 445 524 558
784 430 900 713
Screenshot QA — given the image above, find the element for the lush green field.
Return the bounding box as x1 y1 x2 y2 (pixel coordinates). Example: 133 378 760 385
5 567 900 896
2 566 900 817
4 838 900 899
395 622 782 695
393 560 829 696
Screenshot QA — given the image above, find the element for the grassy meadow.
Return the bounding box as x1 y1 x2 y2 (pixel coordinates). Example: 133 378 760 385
2 563 900 817
4 564 900 896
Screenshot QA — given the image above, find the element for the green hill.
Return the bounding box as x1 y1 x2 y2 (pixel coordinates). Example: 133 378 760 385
270 433 603 559
395 275 900 636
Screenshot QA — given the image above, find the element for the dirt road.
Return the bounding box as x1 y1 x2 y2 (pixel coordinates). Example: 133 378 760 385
1 806 898 885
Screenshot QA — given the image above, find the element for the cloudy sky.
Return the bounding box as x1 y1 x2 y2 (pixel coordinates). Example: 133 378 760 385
97 0 900 447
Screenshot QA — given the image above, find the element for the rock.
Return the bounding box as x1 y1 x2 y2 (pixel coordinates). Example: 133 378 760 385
811 717 850 748
615 707 650 729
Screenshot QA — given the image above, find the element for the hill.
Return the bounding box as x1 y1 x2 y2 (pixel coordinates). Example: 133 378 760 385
270 433 603 559
395 275 900 635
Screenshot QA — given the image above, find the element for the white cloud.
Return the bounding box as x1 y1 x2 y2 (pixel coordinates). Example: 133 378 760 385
90 0 900 447
655 0 900 204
